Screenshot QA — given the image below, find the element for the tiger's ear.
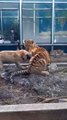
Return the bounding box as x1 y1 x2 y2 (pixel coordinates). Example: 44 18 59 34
23 39 25 44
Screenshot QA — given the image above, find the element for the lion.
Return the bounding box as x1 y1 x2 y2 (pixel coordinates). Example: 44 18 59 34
0 49 31 79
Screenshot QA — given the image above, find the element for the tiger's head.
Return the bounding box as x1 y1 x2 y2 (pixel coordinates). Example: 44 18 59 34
23 39 37 51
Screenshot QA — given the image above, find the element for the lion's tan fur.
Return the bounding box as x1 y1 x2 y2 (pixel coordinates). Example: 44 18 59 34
0 50 30 71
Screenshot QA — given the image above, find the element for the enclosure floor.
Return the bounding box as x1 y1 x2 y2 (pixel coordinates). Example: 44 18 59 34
0 55 67 105
0 67 67 104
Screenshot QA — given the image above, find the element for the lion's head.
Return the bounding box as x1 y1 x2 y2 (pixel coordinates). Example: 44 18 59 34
19 50 32 61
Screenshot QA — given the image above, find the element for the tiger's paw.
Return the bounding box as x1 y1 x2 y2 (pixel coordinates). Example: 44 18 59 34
41 71 49 75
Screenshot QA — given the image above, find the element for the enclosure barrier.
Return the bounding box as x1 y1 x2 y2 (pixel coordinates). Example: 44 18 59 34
0 103 67 120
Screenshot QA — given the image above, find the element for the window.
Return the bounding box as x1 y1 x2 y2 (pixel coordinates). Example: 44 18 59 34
22 3 34 40
22 3 52 43
2 10 19 42
35 3 52 43
54 3 67 43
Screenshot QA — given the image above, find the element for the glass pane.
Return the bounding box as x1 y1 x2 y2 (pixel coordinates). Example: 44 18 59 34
23 0 52 1
54 3 67 43
22 4 33 17
36 10 51 17
55 3 67 9
23 18 34 40
35 18 52 43
0 18 1 34
0 0 19 1
3 10 18 17
0 11 1 34
23 10 33 17
22 3 33 9
22 4 34 40
2 10 19 43
35 3 52 43
35 3 52 9
0 3 19 9
55 0 67 2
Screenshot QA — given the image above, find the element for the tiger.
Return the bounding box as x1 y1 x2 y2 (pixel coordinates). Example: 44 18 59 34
0 49 32 80
23 39 50 64
10 39 51 83
50 49 64 57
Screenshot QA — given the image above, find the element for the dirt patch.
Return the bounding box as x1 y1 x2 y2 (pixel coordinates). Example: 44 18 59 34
0 55 67 105
0 65 67 104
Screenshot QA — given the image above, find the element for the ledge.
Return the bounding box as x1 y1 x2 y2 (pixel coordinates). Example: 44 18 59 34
0 103 67 113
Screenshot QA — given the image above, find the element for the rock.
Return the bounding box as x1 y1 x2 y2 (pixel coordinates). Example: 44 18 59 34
16 78 31 87
48 63 58 72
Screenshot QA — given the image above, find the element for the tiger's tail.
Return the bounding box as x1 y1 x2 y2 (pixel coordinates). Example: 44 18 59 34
10 69 30 83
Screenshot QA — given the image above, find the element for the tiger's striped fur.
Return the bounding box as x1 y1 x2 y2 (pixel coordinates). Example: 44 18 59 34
10 54 49 83
23 39 51 64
